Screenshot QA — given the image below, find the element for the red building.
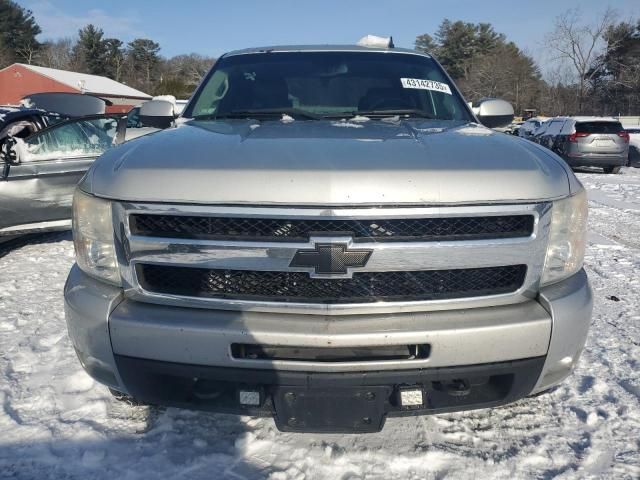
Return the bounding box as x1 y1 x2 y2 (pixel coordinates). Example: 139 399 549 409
0 63 151 113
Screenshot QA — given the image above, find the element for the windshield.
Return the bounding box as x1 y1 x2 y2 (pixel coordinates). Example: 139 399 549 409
185 51 472 121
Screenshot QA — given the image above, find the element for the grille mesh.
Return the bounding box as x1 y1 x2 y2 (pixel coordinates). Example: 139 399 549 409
137 264 527 304
130 214 534 242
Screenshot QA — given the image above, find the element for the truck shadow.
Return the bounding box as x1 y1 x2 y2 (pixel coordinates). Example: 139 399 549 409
0 230 72 259
1 402 270 479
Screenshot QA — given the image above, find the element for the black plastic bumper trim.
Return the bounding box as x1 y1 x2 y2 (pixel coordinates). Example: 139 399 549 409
114 355 545 433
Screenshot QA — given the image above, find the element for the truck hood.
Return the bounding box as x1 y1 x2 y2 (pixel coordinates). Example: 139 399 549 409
85 119 572 205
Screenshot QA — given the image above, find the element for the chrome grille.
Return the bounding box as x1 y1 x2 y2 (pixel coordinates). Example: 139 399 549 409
114 203 551 315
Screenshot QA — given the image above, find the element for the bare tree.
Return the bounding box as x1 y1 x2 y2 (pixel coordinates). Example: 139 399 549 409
15 38 38 64
540 64 581 116
545 8 617 113
461 43 543 115
165 54 213 84
37 38 75 70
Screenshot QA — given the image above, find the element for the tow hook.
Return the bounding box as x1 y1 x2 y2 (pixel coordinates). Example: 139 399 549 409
440 379 472 397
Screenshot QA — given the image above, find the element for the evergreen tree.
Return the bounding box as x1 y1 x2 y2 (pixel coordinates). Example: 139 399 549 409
430 20 479 78
419 19 505 79
414 34 437 54
590 20 640 115
415 19 544 114
104 38 125 81
74 24 109 75
125 38 161 91
0 0 41 66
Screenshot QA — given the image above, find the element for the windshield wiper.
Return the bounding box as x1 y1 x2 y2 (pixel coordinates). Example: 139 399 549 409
321 109 435 120
349 109 435 119
194 108 320 121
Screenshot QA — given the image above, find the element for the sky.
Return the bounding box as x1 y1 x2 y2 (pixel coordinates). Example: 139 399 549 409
21 0 640 73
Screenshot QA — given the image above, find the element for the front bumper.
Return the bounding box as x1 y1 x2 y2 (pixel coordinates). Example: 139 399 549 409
64 266 592 430
114 355 545 432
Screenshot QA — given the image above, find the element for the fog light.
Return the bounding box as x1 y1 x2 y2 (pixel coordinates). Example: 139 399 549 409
399 387 424 408
239 389 261 406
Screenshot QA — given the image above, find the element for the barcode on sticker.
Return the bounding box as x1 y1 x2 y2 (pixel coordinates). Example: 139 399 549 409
401 78 452 95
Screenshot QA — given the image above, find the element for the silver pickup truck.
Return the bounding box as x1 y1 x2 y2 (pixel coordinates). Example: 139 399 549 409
64 42 593 433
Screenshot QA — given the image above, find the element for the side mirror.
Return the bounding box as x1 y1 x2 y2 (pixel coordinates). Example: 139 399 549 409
139 100 175 129
472 98 514 129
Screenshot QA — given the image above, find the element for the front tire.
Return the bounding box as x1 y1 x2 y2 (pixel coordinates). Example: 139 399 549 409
603 166 621 174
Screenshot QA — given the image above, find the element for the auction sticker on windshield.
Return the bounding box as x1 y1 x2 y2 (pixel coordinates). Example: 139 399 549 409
400 78 452 95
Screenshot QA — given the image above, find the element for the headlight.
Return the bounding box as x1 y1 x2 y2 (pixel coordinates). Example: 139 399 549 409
541 188 588 286
72 189 121 285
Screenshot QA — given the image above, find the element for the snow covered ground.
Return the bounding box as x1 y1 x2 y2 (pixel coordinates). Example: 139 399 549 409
1 169 639 479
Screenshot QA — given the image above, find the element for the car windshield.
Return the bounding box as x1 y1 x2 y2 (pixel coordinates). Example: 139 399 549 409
185 51 472 122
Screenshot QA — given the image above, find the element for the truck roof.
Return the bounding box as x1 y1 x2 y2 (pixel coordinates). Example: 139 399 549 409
224 44 431 58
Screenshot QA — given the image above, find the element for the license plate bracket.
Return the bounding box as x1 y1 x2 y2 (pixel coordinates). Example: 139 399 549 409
273 386 391 433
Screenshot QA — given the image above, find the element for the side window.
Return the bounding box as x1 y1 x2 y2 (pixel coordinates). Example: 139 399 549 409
190 70 229 116
547 121 564 135
547 121 555 134
560 121 574 135
20 117 119 162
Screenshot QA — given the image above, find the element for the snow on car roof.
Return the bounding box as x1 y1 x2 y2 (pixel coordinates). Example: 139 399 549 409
15 64 152 99
0 105 43 122
0 106 20 117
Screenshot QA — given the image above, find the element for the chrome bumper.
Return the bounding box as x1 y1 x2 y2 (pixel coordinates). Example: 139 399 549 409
64 266 592 395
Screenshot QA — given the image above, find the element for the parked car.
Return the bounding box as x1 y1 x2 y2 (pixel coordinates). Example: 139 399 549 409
0 114 125 242
507 121 524 135
530 119 551 145
0 98 178 243
0 106 62 148
64 39 592 433
0 93 110 152
518 117 547 140
623 125 640 167
551 117 629 174
534 117 570 150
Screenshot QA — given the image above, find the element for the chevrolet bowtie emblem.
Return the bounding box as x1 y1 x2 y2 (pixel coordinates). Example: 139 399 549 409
289 243 372 276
